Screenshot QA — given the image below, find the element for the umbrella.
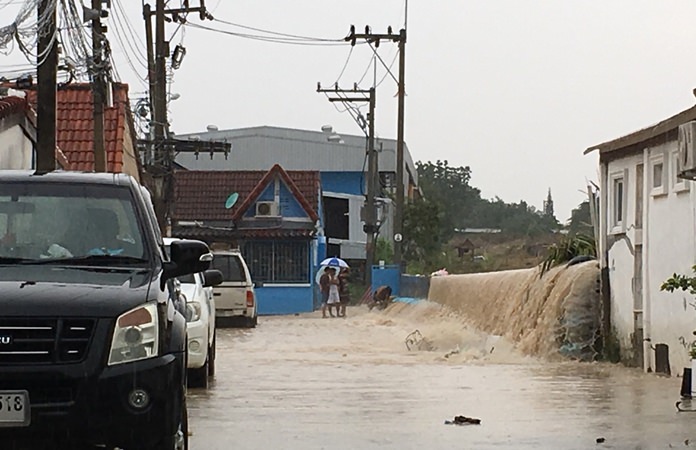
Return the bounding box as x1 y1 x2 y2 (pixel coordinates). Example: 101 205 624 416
315 265 338 285
319 256 349 268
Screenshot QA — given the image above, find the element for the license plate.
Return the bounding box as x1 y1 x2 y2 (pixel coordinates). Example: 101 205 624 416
0 391 30 427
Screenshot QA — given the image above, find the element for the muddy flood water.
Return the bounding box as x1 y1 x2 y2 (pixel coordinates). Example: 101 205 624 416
187 302 694 450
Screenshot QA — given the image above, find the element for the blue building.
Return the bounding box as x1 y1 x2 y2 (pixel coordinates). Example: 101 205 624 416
174 125 419 275
172 165 325 314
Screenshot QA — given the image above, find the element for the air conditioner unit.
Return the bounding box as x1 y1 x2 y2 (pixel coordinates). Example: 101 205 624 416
678 121 696 179
255 201 279 217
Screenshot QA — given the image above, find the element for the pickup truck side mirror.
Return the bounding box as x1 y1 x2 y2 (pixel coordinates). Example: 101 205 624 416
254 280 263 288
163 240 212 286
202 269 223 287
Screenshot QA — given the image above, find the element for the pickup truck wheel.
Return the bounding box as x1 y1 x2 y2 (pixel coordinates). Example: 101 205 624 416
208 333 216 377
188 358 209 389
246 316 257 328
151 396 188 450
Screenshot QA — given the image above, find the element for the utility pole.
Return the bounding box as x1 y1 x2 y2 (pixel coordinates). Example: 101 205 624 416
394 28 406 267
143 4 156 123
317 84 377 285
91 0 108 172
143 1 215 233
345 26 407 268
36 0 58 172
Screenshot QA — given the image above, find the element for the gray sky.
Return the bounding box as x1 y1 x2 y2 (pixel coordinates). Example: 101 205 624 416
4 1 696 222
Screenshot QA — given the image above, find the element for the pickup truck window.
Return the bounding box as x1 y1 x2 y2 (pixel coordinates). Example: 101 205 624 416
0 182 145 261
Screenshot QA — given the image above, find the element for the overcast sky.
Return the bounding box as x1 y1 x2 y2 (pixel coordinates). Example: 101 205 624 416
4 1 696 222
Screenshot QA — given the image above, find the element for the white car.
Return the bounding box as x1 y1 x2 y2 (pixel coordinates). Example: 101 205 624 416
210 249 258 327
165 238 222 388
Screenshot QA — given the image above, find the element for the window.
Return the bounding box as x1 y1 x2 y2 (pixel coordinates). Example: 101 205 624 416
211 255 247 282
243 240 309 284
614 178 624 224
672 149 690 193
652 163 663 188
650 153 667 196
610 170 627 233
0 182 145 260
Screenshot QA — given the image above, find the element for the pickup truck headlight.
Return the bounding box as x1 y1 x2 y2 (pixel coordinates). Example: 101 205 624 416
108 303 159 366
186 301 202 322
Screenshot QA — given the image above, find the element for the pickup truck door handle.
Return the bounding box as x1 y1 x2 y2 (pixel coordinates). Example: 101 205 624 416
214 293 221 297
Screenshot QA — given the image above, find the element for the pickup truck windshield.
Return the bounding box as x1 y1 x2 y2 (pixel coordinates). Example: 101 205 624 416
0 182 145 262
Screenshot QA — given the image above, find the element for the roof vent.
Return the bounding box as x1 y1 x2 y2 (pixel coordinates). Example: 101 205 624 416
206 124 218 132
321 125 333 134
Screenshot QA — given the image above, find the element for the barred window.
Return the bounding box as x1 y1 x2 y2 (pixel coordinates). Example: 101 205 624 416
243 240 310 284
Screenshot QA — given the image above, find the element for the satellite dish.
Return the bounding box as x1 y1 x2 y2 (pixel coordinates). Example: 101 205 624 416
225 193 239 209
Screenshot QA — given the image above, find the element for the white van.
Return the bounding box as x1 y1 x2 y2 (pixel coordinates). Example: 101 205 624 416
210 249 258 327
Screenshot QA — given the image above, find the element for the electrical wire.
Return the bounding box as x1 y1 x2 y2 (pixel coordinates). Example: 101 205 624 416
333 45 353 85
375 48 399 88
367 41 398 85
109 3 149 69
211 16 346 43
112 0 148 57
182 21 356 47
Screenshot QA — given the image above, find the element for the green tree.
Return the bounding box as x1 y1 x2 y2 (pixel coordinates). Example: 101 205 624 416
415 160 481 240
402 197 442 267
567 200 593 236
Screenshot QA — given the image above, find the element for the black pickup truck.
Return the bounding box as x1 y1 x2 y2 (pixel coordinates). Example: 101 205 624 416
0 171 210 449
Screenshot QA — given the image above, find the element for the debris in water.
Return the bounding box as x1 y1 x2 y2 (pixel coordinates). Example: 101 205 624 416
444 345 460 359
444 415 481 425
596 437 605 443
404 329 433 351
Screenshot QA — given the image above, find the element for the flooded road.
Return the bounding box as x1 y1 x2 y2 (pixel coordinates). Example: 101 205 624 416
187 302 693 449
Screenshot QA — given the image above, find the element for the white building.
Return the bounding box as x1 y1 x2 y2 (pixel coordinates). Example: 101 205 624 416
0 93 35 169
586 103 696 375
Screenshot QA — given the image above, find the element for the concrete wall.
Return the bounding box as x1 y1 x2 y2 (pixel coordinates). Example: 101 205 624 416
428 261 600 360
0 126 33 169
601 140 696 375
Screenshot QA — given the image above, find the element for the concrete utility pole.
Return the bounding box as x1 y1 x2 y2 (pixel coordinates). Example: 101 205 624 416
317 84 377 285
91 0 109 172
36 0 58 172
143 1 220 233
143 4 156 124
345 26 407 267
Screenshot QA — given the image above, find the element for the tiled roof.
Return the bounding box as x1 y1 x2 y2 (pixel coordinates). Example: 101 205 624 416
231 164 319 222
172 226 314 241
0 96 28 119
27 83 131 172
173 166 320 221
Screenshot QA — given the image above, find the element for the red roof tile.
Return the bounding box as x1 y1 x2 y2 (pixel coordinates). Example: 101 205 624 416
27 83 131 173
0 96 28 119
173 167 320 221
231 164 319 222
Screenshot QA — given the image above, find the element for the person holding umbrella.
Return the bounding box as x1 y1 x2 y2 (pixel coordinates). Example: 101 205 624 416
319 266 334 318
317 257 350 318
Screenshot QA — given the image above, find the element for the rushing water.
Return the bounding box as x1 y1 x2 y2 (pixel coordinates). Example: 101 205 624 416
187 302 693 450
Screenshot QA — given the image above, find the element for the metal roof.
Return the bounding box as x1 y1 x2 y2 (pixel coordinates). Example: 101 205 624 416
173 125 418 186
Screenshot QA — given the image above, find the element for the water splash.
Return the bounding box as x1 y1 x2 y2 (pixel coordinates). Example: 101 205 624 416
427 260 600 360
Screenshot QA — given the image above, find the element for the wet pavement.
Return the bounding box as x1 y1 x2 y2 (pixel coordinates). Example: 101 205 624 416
187 304 695 449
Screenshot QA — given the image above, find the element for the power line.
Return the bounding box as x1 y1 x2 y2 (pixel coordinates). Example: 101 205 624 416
112 0 148 56
334 45 353 85
183 21 357 46
211 16 345 43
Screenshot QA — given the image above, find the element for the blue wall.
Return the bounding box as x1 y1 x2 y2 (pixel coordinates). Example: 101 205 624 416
371 264 401 296
256 285 314 315
244 180 306 218
321 172 364 196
